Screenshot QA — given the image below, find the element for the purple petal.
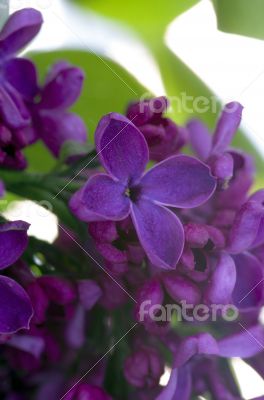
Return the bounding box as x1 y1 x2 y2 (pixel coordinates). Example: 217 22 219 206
0 180 5 197
78 280 102 310
232 253 264 310
227 201 264 254
219 325 264 358
0 8 43 57
3 58 38 100
135 278 164 323
38 112 87 158
38 276 76 305
80 174 131 221
70 185 107 223
95 113 148 184
8 334 45 358
204 253 236 305
0 84 30 128
131 199 184 269
0 220 29 270
40 62 84 110
140 155 216 208
65 304 86 349
0 275 33 334
26 281 49 324
211 102 243 154
163 273 201 304
187 119 212 160
155 368 178 400
172 365 192 400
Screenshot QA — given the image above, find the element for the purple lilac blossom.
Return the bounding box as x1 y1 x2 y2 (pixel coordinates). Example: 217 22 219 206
70 113 216 269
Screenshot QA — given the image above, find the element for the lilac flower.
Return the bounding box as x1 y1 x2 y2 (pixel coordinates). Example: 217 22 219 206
0 9 43 169
32 61 87 158
0 8 42 128
156 327 264 400
126 97 187 161
0 220 33 334
70 113 216 269
124 346 164 388
187 102 253 192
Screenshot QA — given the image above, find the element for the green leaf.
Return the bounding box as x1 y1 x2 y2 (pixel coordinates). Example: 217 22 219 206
212 0 264 40
71 0 198 40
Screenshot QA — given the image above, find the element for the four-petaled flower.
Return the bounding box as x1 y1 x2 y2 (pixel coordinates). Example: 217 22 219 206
70 113 216 269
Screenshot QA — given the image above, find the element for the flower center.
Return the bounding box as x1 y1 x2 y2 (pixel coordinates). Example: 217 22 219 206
125 185 141 203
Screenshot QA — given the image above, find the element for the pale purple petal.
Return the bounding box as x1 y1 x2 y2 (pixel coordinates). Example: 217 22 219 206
187 119 212 160
131 199 184 269
0 220 29 270
81 173 131 221
65 304 86 349
155 368 178 400
204 253 236 305
78 280 102 310
95 113 148 184
219 325 264 358
140 155 216 208
163 273 201 304
212 102 243 154
0 8 43 57
0 275 33 334
8 334 45 358
172 366 192 400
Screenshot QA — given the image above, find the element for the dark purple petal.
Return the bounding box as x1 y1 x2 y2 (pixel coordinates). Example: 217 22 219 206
163 273 201 304
135 278 164 323
187 119 212 160
38 276 76 305
204 253 236 305
211 102 243 154
73 174 131 222
40 62 84 110
227 201 264 254
232 253 264 310
3 58 38 100
26 281 49 324
0 8 43 57
0 220 29 270
140 155 216 208
38 112 87 158
78 280 102 310
131 199 184 269
219 325 264 358
0 275 33 334
95 113 148 184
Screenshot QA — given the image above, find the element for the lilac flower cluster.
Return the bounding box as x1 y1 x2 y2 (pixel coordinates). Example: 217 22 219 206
0 7 263 400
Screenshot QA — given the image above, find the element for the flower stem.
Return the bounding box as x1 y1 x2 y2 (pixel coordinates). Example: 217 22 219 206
0 0 9 30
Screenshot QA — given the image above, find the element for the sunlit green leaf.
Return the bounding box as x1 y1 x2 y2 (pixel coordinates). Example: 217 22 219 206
212 0 264 40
